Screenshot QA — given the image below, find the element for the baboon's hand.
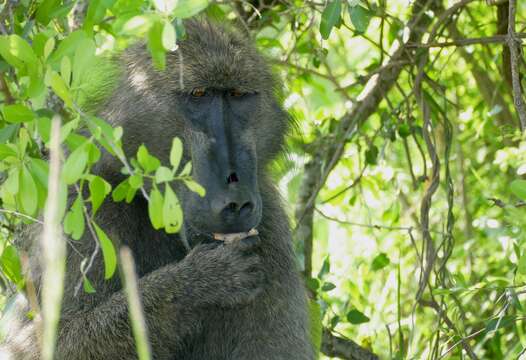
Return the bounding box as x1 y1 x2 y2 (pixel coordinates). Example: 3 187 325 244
179 236 265 308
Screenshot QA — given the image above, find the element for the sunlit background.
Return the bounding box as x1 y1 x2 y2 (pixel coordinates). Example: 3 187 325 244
0 0 525 359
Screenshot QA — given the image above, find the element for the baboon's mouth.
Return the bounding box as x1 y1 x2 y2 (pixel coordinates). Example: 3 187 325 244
213 228 259 244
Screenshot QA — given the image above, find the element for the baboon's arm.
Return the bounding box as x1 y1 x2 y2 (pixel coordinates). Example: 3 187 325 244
55 262 199 360
55 239 264 360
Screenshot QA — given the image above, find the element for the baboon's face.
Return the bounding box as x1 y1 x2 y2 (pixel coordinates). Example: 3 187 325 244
175 86 262 235
120 21 287 237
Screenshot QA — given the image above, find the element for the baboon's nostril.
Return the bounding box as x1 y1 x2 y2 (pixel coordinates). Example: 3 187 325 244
239 201 254 216
221 201 254 218
227 172 239 184
227 202 238 212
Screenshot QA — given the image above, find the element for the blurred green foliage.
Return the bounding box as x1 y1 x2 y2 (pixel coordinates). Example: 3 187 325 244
0 0 525 359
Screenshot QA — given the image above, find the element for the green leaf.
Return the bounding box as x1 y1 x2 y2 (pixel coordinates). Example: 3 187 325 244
0 124 19 143
64 195 85 240
319 0 342 40
48 70 73 107
172 0 209 18
174 18 186 39
18 166 38 216
36 0 74 25
72 37 96 87
89 176 111 215
86 116 123 157
347 309 370 324
18 128 30 155
48 30 89 65
321 282 336 292
83 275 96 294
510 180 526 201
518 252 526 275
122 15 156 36
60 55 72 86
155 166 173 183
398 124 411 138
147 20 166 70
0 144 18 160
318 256 330 279
86 142 101 164
179 162 192 176
163 184 183 233
33 33 48 59
43 37 55 59
306 277 320 293
330 315 340 329
371 253 390 271
4 167 19 196
349 5 372 33
93 222 117 279
0 35 39 73
88 116 115 139
113 127 123 142
0 245 24 288
485 315 515 332
162 20 177 51
365 144 379 165
170 137 183 171
128 173 144 189
84 0 115 28
309 300 322 356
112 179 130 202
2 104 35 123
148 187 164 230
137 145 161 173
62 145 89 185
27 76 45 98
183 180 205 197
125 185 138 203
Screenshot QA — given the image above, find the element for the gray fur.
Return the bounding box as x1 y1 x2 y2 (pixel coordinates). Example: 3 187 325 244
2 19 314 359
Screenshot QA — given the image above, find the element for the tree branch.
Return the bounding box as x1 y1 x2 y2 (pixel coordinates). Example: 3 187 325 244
447 24 515 128
294 0 439 235
406 32 526 48
506 0 526 131
321 329 379 360
293 1 442 358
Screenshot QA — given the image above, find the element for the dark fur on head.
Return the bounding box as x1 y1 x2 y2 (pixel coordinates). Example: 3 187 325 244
1 18 314 360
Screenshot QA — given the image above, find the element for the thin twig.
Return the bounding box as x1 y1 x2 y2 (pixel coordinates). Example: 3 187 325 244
420 298 479 359
407 32 526 48
315 208 447 236
0 209 43 224
320 166 366 204
73 184 101 297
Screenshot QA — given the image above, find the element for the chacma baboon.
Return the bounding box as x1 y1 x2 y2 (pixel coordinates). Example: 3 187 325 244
2 19 314 359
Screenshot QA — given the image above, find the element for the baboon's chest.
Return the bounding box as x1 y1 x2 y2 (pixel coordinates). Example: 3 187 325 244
129 230 188 277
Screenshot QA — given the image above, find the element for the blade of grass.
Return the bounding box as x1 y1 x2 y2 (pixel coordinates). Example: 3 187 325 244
120 247 152 360
40 115 66 360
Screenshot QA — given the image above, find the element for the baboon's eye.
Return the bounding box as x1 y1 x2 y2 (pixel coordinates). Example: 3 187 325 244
191 88 206 97
229 89 245 97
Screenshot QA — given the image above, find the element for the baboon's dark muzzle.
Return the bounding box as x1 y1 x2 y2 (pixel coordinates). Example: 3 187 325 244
184 95 262 234
188 159 262 234
209 181 260 233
